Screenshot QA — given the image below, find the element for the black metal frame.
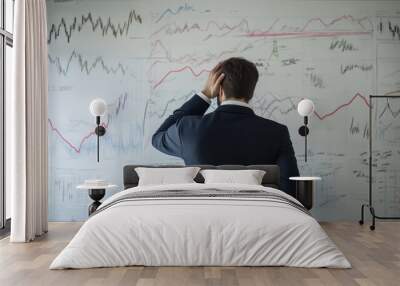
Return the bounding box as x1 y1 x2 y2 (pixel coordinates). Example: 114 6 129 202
0 0 14 232
359 95 400 230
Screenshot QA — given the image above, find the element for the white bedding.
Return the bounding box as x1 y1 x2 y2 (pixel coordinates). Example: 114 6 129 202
50 183 350 269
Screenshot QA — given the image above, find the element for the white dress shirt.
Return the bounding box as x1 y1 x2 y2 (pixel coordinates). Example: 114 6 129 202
220 100 251 109
196 92 252 109
197 91 212 104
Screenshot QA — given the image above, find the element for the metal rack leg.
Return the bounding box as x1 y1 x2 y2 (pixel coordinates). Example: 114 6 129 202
359 204 366 225
360 203 400 231
360 204 377 230
370 206 376 231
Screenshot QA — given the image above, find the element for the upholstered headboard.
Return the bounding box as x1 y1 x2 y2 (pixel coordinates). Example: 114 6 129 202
123 165 280 189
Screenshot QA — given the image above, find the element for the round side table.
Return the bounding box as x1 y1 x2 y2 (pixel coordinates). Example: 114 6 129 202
289 176 321 210
77 183 117 215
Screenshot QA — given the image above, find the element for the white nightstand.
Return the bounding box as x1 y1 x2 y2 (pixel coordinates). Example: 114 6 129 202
77 180 117 215
289 176 321 210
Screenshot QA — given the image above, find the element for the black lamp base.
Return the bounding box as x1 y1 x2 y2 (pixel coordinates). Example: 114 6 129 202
88 189 105 215
298 126 309 136
95 126 106 136
295 181 314 210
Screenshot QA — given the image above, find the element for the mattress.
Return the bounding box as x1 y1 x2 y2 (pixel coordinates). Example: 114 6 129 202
50 183 350 269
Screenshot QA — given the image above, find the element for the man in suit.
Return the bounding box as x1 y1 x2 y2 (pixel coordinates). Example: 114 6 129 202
152 58 299 196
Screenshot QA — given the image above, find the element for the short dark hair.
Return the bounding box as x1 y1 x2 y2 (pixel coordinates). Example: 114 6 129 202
220 57 259 102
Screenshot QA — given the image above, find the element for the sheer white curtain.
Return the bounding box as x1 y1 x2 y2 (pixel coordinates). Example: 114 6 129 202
8 0 48 242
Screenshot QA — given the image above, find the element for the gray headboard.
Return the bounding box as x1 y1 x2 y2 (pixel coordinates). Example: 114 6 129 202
123 165 280 189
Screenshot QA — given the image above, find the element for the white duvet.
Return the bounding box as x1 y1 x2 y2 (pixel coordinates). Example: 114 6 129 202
50 183 350 269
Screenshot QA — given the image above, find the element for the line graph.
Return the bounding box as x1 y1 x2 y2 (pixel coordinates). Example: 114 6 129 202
115 93 128 116
151 19 250 40
152 66 211 89
246 30 371 39
378 98 400 119
313 93 370 120
48 50 128 76
308 72 325 88
149 39 254 62
245 15 372 38
147 40 198 77
48 118 103 154
49 117 144 154
48 92 134 154
47 0 400 221
252 93 370 121
155 3 195 23
147 40 254 76
149 39 196 61
48 9 142 44
252 95 297 119
145 90 195 120
349 117 369 138
199 43 254 65
378 18 400 40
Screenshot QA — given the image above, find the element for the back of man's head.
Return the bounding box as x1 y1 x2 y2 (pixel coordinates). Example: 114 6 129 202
220 58 259 102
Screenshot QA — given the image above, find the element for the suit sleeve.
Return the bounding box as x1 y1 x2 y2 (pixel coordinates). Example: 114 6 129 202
151 94 210 157
277 126 300 197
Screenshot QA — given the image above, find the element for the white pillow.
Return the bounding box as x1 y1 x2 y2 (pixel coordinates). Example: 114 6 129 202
135 167 200 186
200 169 266 185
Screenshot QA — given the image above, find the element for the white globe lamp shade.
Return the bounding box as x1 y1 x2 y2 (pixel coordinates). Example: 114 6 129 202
89 98 107 117
297 99 315 117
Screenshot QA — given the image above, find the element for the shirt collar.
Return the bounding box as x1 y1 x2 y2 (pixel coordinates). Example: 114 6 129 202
221 100 252 109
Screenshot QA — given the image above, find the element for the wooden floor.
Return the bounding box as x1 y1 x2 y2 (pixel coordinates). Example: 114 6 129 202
0 222 399 286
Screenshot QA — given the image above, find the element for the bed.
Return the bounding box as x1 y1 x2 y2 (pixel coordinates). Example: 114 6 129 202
50 165 350 269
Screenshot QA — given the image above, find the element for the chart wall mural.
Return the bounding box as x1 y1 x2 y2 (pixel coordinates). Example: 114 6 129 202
47 0 400 221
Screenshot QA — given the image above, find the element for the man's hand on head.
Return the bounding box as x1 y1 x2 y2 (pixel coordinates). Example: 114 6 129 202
202 63 225 99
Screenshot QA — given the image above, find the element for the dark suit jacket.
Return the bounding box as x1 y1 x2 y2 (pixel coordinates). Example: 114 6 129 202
152 95 300 196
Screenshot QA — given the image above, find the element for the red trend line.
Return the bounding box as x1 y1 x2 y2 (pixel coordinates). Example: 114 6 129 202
313 93 370 120
48 118 108 153
153 66 211 89
245 31 371 38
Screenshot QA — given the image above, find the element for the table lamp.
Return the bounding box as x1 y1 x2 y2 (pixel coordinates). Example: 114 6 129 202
89 98 107 162
297 99 315 162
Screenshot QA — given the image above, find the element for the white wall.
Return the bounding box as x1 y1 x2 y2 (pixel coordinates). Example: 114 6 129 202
46 0 400 221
